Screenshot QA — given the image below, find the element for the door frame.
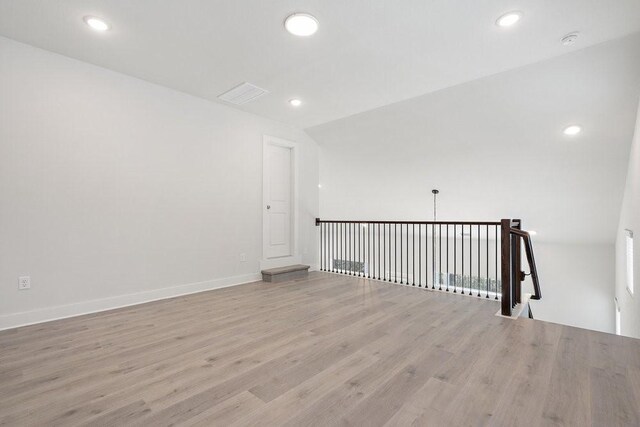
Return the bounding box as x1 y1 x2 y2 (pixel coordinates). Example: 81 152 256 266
262 135 299 266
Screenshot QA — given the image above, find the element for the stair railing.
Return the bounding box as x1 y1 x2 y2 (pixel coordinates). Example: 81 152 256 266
316 218 541 316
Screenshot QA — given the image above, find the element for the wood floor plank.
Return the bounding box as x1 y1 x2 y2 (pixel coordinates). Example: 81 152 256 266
488 319 561 426
383 377 457 426
590 367 640 426
539 325 592 426
0 272 638 426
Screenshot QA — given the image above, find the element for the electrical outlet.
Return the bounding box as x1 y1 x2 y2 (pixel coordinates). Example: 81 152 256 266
19 276 30 290
239 253 247 263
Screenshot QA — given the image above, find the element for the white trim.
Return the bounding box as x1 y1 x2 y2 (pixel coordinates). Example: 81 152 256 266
262 135 299 262
0 273 261 331
495 293 533 319
615 296 621 335
626 230 634 296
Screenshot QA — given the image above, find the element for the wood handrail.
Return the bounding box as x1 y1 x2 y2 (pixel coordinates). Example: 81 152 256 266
509 228 542 300
315 219 501 226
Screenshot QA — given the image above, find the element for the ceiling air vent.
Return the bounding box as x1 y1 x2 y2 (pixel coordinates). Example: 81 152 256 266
217 82 269 105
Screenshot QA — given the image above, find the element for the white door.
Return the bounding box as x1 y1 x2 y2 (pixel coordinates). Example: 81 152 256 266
263 138 294 259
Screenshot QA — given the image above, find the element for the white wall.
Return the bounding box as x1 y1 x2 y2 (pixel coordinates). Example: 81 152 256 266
526 242 615 334
0 37 319 330
615 99 640 338
312 35 640 243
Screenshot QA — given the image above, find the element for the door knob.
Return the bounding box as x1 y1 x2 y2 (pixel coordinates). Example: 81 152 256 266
267 205 271 209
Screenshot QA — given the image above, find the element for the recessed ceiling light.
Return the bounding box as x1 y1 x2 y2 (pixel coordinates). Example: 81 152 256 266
284 13 319 36
563 125 582 136
496 11 522 28
83 16 110 31
289 98 302 107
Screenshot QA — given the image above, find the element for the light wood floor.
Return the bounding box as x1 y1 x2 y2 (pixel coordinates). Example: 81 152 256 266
1 272 639 426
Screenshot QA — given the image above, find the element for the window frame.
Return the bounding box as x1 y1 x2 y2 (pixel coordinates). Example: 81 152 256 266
626 229 634 296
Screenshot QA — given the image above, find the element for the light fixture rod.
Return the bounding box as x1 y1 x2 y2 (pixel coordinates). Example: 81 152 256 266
432 189 439 221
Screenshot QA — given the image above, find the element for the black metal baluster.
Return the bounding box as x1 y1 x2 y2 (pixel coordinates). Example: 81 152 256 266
486 224 490 298
324 222 327 272
336 222 339 273
412 224 415 285
350 222 354 275
469 224 473 295
329 222 332 272
347 222 349 274
367 223 370 278
351 222 355 276
336 223 339 273
338 223 341 273
367 223 376 279
325 222 328 271
337 222 340 273
325 222 328 272
342 222 344 275
378 224 387 282
378 223 381 280
419 224 422 287
446 224 449 291
408 222 410 284
405 223 408 285
341 222 348 274
495 225 499 299
354 222 357 276
400 224 402 284
361 222 364 277
353 222 355 276
331 223 334 272
438 224 442 290
320 222 323 271
383 222 386 281
388 223 391 281
357 222 361 277
355 222 358 276
461 224 465 294
346 222 349 275
343 222 346 274
453 224 457 293
407 223 410 285
477 224 481 297
425 223 428 289
389 224 398 283
431 224 435 289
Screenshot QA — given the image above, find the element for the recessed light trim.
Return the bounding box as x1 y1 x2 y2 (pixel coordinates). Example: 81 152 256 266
496 11 522 28
563 125 582 136
83 16 110 31
284 13 319 36
289 98 302 107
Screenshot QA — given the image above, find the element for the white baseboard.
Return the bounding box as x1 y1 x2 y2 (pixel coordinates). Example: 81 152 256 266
0 273 262 331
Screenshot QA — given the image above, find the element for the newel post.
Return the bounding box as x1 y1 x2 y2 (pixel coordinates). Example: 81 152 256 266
512 219 522 306
500 219 512 316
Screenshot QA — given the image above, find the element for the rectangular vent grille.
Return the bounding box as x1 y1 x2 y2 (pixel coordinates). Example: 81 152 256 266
218 82 269 105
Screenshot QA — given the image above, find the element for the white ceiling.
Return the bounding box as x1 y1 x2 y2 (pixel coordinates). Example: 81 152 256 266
0 0 639 129
311 34 640 243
